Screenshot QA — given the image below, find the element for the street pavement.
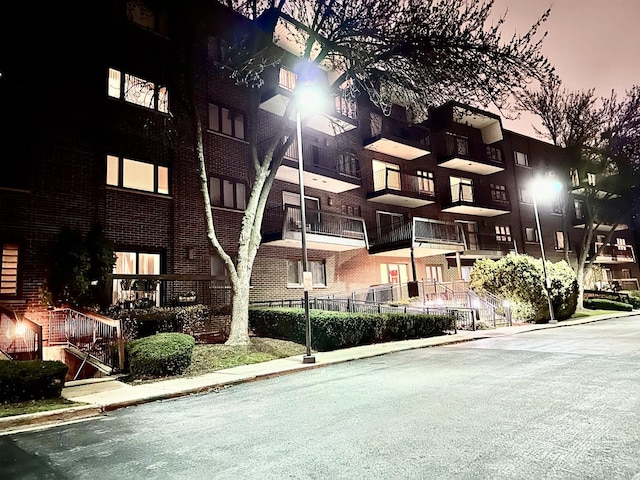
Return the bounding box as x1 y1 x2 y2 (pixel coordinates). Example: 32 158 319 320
1 311 635 436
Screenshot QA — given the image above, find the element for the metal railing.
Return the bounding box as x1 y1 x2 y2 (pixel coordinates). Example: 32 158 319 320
0 305 43 360
367 168 436 198
49 307 124 375
370 217 466 248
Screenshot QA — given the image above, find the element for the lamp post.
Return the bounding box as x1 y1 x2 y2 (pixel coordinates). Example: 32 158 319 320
531 178 560 324
295 110 315 364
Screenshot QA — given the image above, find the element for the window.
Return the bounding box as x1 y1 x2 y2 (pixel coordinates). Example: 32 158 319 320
551 197 563 214
525 227 538 243
377 211 404 238
208 103 245 140
106 155 169 194
570 168 580 187
587 172 596 186
446 133 469 156
341 205 361 217
555 231 565 250
616 238 628 250
279 66 297 91
334 94 357 119
338 152 359 178
372 160 400 191
112 251 161 305
210 176 247 210
450 176 473 202
425 265 443 283
417 170 435 194
287 260 326 287
370 113 383 137
108 68 169 113
486 146 503 163
514 151 529 167
1 243 19 296
495 225 512 243
126 0 168 34
574 199 584 220
490 184 507 202
381 263 408 285
520 188 533 204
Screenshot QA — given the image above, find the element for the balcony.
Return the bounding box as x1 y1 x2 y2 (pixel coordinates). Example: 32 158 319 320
366 168 436 208
259 82 357 136
445 233 515 266
593 243 636 264
261 205 368 251
276 142 361 193
368 217 466 257
440 183 511 217
435 133 505 175
363 117 431 160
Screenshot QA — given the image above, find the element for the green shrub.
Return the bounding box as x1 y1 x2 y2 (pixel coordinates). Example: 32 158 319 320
624 291 640 309
470 253 577 323
0 360 69 403
109 305 211 340
125 333 195 377
249 307 456 351
584 298 633 312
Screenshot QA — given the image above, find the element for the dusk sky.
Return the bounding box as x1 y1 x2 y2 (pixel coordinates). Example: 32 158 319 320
490 0 640 139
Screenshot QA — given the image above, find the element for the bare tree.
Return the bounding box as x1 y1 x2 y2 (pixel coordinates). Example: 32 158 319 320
174 0 553 345
519 77 640 309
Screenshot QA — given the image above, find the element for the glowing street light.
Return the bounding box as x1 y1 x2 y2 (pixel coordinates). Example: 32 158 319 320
294 62 328 364
531 176 563 324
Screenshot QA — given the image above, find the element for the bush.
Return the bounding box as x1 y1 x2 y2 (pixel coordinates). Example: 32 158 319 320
625 291 640 309
584 298 633 312
125 333 195 377
109 305 211 340
470 253 578 323
0 360 69 403
249 307 456 351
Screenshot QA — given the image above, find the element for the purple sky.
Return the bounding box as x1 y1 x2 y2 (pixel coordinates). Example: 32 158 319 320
490 0 640 139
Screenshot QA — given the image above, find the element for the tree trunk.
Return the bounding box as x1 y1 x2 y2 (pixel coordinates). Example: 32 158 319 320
226 276 251 346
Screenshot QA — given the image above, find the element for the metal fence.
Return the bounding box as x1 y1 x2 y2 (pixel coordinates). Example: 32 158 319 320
0 305 43 360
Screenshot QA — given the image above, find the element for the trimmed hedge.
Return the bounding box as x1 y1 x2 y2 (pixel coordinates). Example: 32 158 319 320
0 360 69 403
108 305 211 340
584 298 633 312
125 333 195 377
249 307 456 351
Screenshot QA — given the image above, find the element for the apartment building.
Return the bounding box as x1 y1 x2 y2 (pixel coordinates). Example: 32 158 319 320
1 0 638 339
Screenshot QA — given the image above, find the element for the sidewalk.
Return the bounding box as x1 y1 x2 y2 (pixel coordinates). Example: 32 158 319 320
1 312 634 435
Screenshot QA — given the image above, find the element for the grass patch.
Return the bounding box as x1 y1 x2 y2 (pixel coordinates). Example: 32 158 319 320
571 309 619 318
1 398 81 418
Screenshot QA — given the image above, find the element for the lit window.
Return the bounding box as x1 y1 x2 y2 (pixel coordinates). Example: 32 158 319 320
1 243 19 296
574 199 584 220
450 176 474 202
279 67 297 91
287 260 326 287
106 155 169 195
616 238 627 250
107 68 169 113
555 231 565 250
570 168 580 187
514 151 529 167
417 170 435 194
520 189 533 204
587 172 596 186
495 225 512 243
208 103 245 140
112 250 161 305
525 227 537 243
210 176 247 210
490 184 507 202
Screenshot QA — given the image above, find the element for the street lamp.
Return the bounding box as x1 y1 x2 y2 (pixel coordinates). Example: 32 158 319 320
531 176 562 324
294 64 327 364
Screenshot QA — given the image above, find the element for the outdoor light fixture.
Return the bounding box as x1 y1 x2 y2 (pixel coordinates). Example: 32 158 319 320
531 176 563 324
294 62 327 365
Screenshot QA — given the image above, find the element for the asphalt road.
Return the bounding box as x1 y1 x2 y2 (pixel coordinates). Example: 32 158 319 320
2 316 640 479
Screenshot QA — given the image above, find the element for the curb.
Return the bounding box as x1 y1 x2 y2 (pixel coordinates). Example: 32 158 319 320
1 312 634 435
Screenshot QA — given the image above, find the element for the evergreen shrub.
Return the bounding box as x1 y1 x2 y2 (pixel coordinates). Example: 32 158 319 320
0 360 69 403
249 307 456 351
584 298 633 311
125 333 195 377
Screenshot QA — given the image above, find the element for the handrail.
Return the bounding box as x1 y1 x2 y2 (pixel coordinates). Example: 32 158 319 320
0 304 43 360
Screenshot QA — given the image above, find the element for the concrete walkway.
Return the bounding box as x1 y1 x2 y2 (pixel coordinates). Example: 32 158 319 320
1 312 635 435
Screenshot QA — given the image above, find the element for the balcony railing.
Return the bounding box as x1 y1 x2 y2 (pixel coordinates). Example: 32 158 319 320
593 243 636 263
441 183 511 216
0 305 42 361
371 217 465 247
262 205 369 249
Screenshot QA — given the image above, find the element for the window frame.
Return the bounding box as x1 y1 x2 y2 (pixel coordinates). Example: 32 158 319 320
490 183 508 202
495 225 512 243
107 68 169 113
514 151 530 167
208 103 246 140
106 155 169 195
210 176 247 211
0 243 20 298
287 259 327 287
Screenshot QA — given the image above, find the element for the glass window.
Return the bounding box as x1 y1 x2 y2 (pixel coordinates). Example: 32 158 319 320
587 172 596 186
514 151 529 167
1 243 19 296
525 227 537 243
425 265 443 283
287 260 326 286
490 184 507 202
446 133 469 156
338 152 359 178
574 199 584 220
450 176 474 202
112 251 161 305
570 168 580 187
486 146 503 163
417 170 435 194
210 176 247 210
495 225 512 243
279 67 297 91
372 160 400 191
107 68 169 113
555 231 565 250
208 103 245 140
106 155 169 195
